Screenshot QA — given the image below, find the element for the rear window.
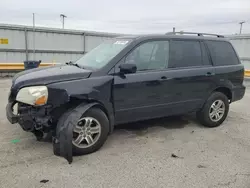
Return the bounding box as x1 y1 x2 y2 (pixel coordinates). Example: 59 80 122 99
206 41 240 66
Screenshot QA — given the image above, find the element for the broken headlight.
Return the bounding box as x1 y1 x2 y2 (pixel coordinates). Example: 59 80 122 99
16 86 48 106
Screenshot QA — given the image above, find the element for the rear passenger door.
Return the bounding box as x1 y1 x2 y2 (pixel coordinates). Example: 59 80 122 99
165 39 216 112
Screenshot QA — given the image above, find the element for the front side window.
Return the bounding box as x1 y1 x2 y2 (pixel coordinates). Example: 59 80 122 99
125 41 169 71
75 39 131 69
169 40 202 68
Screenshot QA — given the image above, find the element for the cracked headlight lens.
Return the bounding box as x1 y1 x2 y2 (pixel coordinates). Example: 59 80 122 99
16 86 48 106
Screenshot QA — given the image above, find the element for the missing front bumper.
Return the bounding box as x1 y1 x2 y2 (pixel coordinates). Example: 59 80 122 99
6 102 53 132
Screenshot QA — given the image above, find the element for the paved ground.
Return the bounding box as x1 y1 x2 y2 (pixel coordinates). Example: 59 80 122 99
0 79 250 188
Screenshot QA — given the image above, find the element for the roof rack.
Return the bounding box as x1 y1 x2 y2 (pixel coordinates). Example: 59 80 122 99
166 31 224 38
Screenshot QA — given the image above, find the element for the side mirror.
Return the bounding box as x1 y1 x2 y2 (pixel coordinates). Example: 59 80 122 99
119 63 137 74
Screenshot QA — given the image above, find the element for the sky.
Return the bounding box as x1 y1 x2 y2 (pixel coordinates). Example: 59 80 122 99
1 0 250 35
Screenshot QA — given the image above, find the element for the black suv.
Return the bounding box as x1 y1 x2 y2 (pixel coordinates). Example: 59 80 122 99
6 32 245 163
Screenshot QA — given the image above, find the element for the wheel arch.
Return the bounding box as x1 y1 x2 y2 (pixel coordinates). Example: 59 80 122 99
53 100 113 164
213 87 232 102
68 98 114 133
200 86 232 110
87 100 115 134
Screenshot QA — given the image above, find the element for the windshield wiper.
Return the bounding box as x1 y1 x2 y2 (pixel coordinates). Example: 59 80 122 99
66 61 81 68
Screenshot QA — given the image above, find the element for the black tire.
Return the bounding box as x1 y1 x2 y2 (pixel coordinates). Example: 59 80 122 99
73 108 109 155
56 107 110 156
196 92 229 127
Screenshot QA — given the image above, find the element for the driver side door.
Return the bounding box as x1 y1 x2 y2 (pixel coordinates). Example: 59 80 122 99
113 40 171 124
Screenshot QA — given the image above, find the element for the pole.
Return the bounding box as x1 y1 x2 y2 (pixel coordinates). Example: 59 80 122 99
173 27 176 34
83 32 86 53
239 21 245 34
60 14 67 29
33 13 35 57
24 27 28 61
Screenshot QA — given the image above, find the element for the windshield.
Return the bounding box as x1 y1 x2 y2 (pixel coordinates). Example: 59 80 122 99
75 39 131 69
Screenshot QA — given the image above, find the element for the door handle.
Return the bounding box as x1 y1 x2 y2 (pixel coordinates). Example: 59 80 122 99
159 76 172 80
205 72 214 76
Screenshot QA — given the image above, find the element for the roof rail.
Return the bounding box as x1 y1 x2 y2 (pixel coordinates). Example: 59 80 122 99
166 31 224 38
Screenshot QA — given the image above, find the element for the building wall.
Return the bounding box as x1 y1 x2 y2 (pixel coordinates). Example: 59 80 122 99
0 24 120 63
227 34 250 69
0 52 26 62
1 24 250 70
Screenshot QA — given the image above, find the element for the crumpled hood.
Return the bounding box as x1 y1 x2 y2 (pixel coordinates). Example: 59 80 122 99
12 64 92 90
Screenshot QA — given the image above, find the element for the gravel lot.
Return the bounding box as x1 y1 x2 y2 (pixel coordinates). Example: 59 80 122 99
0 78 250 188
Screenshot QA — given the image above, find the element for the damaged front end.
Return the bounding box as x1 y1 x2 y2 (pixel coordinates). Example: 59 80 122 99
7 91 105 164
6 101 54 138
6 99 75 163
7 70 114 164
6 85 55 139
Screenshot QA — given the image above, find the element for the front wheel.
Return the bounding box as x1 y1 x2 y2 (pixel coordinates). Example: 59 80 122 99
69 108 110 155
197 92 229 127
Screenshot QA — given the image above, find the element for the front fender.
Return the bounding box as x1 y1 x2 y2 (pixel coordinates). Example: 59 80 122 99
53 102 98 164
47 76 114 108
47 76 114 125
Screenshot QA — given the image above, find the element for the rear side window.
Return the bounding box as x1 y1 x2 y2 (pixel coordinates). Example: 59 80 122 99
206 41 240 66
169 40 202 68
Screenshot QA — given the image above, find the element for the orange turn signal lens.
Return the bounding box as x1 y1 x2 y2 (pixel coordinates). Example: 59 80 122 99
35 96 47 105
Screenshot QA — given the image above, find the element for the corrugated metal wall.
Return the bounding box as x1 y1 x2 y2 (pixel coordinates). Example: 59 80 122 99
1 24 250 69
227 34 250 69
0 24 121 63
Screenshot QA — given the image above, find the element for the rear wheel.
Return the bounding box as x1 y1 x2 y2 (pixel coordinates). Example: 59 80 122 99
197 92 229 127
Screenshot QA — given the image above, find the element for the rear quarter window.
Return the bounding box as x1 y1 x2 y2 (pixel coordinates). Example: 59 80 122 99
206 41 240 66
